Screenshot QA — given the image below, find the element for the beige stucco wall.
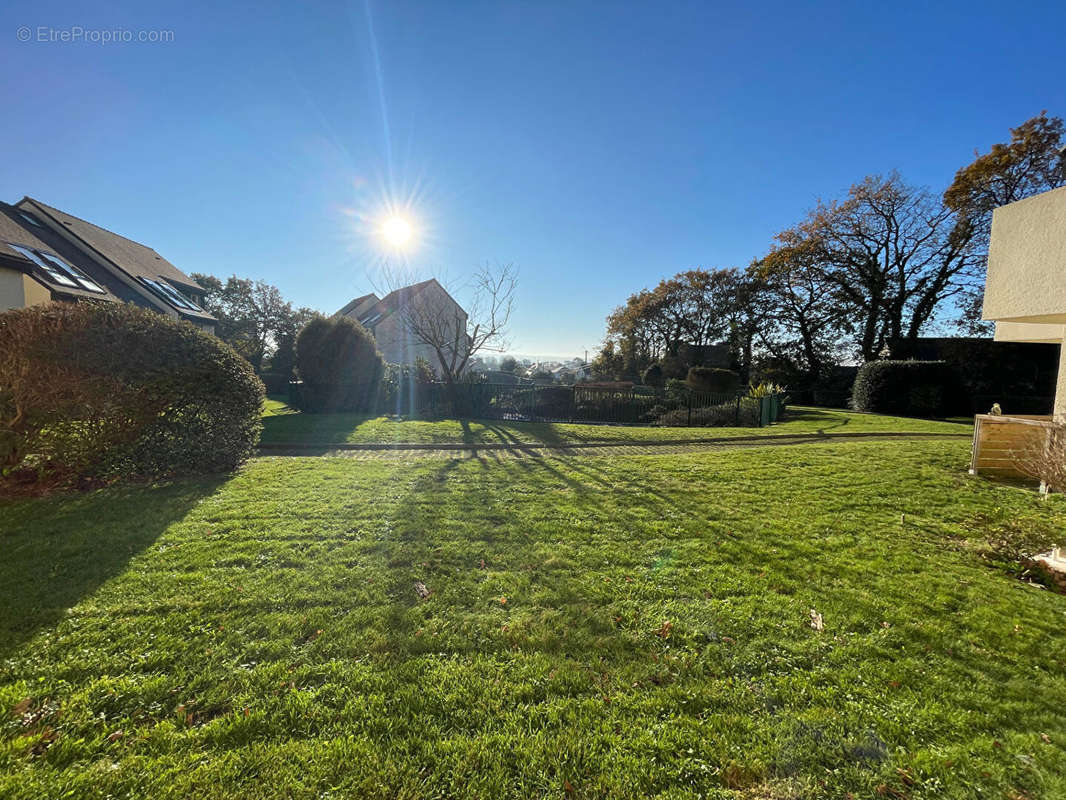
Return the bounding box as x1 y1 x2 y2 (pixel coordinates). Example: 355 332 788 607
983 186 1066 419
994 321 1066 344
0 269 52 311
984 185 1066 324
373 314 448 374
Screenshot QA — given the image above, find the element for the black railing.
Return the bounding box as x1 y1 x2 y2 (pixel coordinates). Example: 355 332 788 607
290 381 784 428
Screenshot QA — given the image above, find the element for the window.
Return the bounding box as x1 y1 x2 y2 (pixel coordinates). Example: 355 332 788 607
137 277 203 311
36 251 106 293
8 243 77 287
18 212 42 227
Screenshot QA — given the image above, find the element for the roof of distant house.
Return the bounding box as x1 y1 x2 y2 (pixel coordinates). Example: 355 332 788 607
336 293 378 318
339 279 465 330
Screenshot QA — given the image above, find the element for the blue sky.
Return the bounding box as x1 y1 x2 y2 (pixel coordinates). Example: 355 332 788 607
3 0 1065 357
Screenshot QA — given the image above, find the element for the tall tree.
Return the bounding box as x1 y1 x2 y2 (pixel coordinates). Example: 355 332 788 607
192 274 314 375
944 112 1066 334
782 173 979 361
755 234 849 386
603 268 742 377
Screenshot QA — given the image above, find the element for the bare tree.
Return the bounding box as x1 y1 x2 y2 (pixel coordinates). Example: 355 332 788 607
380 262 517 387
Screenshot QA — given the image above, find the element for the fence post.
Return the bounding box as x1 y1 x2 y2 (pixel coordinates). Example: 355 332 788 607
687 394 692 426
568 386 575 423
735 394 741 425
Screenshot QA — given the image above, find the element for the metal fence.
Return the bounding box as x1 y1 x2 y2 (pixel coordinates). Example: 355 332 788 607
289 381 785 428
388 383 780 428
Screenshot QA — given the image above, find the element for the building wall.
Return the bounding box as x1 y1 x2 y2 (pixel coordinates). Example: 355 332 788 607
373 314 447 374
984 185 1066 325
371 283 469 376
0 268 52 311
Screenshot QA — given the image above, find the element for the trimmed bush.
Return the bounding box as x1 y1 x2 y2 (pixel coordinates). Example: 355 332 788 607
0 302 263 486
686 367 740 395
642 363 664 388
851 360 966 416
295 316 385 412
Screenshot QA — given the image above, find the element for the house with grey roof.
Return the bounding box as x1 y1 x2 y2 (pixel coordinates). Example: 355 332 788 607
0 197 215 332
336 279 468 375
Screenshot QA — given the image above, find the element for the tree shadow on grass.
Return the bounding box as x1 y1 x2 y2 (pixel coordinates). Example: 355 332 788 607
783 407 852 434
460 418 572 448
366 454 680 665
0 476 230 658
260 411 375 445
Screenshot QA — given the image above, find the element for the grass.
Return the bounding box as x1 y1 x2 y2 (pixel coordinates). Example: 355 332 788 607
2 438 1065 798
259 399 971 446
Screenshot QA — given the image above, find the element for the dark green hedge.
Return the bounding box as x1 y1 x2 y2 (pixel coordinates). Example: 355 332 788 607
850 360 966 417
259 372 291 395
0 302 264 485
294 315 385 412
686 367 740 395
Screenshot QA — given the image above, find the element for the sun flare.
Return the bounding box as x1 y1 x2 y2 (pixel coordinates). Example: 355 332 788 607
381 216 414 247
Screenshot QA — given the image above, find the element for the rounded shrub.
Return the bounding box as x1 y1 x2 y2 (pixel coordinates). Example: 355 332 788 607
642 362 664 388
686 366 740 395
850 360 967 416
295 315 386 412
0 302 264 486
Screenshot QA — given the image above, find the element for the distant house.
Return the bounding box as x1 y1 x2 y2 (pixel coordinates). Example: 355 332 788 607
337 279 468 375
0 199 216 332
0 197 215 331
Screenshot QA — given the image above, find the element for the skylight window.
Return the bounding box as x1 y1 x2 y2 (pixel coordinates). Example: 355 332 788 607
8 243 77 287
137 277 203 311
18 212 41 227
36 251 106 293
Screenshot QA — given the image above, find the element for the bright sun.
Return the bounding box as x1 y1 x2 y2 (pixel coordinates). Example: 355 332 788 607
381 216 413 247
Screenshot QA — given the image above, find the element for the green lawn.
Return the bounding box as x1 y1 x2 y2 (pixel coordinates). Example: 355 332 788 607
2 438 1064 798
260 399 971 446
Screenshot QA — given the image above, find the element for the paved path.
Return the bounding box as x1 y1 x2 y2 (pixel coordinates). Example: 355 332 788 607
257 430 971 460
